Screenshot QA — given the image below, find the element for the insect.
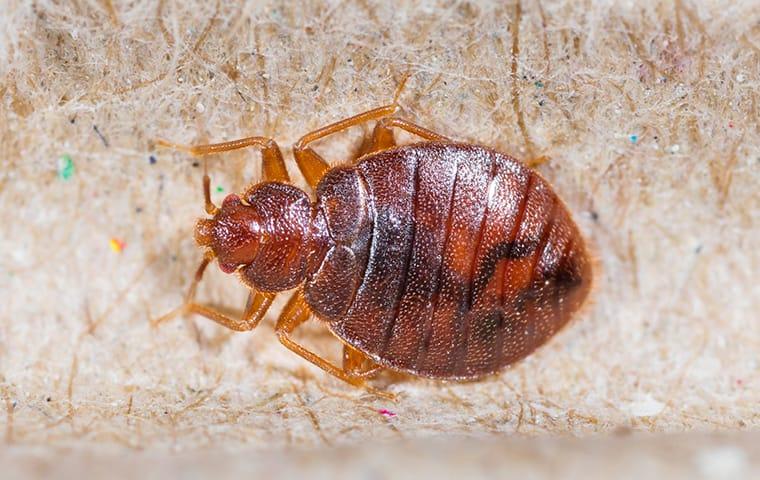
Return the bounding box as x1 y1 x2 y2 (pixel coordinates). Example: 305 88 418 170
155 99 592 399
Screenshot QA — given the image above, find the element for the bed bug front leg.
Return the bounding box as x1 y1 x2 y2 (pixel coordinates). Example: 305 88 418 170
152 134 290 330
275 289 395 400
155 136 290 213
152 254 275 331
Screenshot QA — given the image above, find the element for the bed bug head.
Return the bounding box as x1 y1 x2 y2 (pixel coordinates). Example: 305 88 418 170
194 193 261 274
195 182 322 292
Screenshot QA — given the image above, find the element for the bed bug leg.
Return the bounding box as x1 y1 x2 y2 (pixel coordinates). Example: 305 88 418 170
276 289 396 400
374 117 449 144
342 344 383 379
293 104 400 189
155 136 290 213
360 117 451 157
152 254 275 332
291 75 416 188
291 142 330 190
358 118 398 155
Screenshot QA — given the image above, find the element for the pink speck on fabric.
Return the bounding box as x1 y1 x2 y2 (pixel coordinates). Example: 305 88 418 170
378 409 397 418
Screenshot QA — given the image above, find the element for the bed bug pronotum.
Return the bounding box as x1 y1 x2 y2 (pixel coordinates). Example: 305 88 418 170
154 90 593 399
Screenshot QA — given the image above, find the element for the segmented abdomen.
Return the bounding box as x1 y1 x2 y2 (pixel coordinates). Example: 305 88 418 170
306 142 592 379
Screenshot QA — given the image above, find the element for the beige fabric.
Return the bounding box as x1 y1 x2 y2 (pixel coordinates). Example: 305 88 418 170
0 0 757 474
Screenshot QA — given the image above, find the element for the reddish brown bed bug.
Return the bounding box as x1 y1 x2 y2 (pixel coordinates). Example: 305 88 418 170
154 100 592 399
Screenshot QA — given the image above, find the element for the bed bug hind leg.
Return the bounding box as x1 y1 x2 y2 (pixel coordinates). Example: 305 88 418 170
153 254 275 332
275 289 395 400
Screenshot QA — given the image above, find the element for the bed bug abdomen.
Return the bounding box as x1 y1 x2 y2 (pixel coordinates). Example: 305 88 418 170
307 143 591 379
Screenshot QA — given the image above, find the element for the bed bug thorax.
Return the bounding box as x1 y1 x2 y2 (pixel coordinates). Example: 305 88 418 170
194 183 327 292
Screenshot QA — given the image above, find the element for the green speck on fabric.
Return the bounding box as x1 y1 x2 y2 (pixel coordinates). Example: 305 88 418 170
58 154 75 180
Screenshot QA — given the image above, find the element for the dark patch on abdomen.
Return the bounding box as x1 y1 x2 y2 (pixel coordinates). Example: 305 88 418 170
470 239 540 299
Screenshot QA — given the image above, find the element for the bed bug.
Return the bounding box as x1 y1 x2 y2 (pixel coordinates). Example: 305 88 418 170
154 99 593 399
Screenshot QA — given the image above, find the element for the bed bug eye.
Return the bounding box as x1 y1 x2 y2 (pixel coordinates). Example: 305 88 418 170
194 219 215 247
